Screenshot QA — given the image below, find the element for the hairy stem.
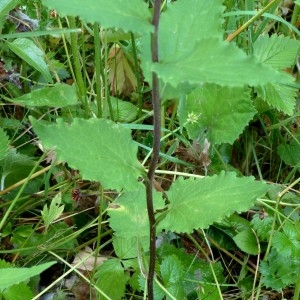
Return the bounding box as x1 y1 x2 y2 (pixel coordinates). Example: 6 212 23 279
146 1 161 299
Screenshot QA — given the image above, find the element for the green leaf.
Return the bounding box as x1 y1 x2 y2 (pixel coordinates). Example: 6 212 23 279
260 249 299 291
95 258 127 300
7 38 53 83
0 261 56 290
140 0 224 99
179 84 256 144
159 172 270 233
0 0 20 31
253 35 300 69
30 117 143 191
101 97 138 122
152 38 291 88
108 184 164 252
233 228 259 255
0 127 9 161
272 222 300 257
160 255 185 299
253 35 299 115
277 136 300 166
42 0 152 35
113 237 139 259
2 282 33 300
255 83 297 116
41 193 64 232
140 0 224 85
156 244 225 296
11 84 77 108
0 148 36 190
251 214 273 241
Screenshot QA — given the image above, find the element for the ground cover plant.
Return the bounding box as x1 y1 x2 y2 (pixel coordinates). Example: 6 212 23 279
0 0 300 299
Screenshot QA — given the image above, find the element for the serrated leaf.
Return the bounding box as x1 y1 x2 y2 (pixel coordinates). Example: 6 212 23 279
0 261 56 290
2 281 33 300
159 172 270 233
0 259 11 268
95 258 127 300
254 35 300 70
108 184 164 252
272 222 300 257
255 83 296 115
272 232 295 257
0 127 9 161
41 193 64 231
260 250 299 291
43 0 152 35
253 35 299 115
251 214 273 241
277 136 300 166
7 38 52 82
152 38 291 88
30 117 143 191
233 229 259 255
140 0 224 87
113 237 139 259
11 84 77 107
0 148 37 189
179 84 256 144
160 255 185 299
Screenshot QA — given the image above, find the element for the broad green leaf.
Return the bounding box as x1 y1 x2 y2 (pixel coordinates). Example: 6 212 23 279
11 84 77 107
108 184 164 252
179 84 256 144
160 255 185 299
41 193 64 232
113 237 139 259
7 38 53 83
11 223 77 257
2 282 33 300
260 250 299 291
233 229 259 255
95 258 127 300
0 0 20 30
277 136 300 166
153 38 291 88
272 222 300 257
251 214 273 241
160 172 270 233
255 82 296 115
0 259 11 268
0 128 9 161
253 35 299 115
159 0 224 56
272 232 297 258
156 244 225 296
0 261 56 290
140 0 224 89
30 117 143 191
43 0 152 35
0 148 37 190
101 97 138 122
254 35 300 69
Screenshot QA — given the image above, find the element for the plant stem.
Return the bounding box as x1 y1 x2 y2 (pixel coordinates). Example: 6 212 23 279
145 1 161 299
68 17 89 116
226 0 280 42
93 23 103 118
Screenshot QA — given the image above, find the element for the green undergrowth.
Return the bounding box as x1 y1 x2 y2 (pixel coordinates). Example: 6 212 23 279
0 0 300 299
